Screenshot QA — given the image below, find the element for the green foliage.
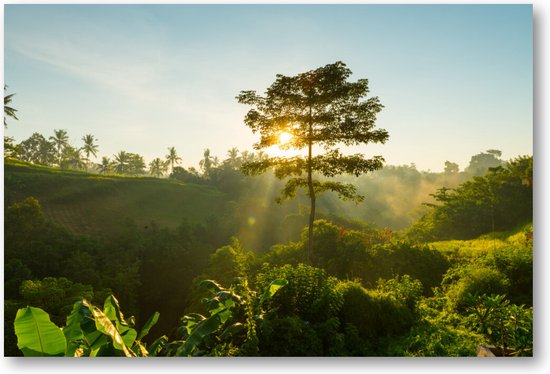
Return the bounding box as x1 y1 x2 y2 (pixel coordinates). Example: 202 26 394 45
19 277 94 326
4 85 18 127
238 61 388 260
376 274 423 310
445 265 509 311
465 294 532 356
410 156 532 241
14 307 66 357
165 277 287 357
336 281 414 347
14 295 160 357
464 149 504 176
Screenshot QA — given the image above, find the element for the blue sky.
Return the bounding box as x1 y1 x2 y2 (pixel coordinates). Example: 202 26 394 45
3 4 533 171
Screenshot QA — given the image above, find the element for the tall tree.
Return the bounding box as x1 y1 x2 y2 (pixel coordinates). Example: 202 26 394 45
18 133 55 166
49 129 69 166
60 145 85 170
444 161 459 174
81 134 99 170
237 61 388 262
149 157 167 177
465 149 504 176
4 85 18 128
113 151 130 174
165 146 182 174
127 153 146 175
199 148 216 177
4 86 19 157
98 156 112 174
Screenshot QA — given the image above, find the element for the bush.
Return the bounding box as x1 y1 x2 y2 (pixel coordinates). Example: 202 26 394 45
445 265 509 311
336 281 414 345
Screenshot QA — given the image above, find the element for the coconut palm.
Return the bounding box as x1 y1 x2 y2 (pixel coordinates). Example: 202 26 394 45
98 157 112 174
149 157 168 178
199 148 214 176
81 134 99 168
60 145 85 170
165 146 182 174
4 85 18 128
49 129 70 166
127 153 146 175
113 151 130 174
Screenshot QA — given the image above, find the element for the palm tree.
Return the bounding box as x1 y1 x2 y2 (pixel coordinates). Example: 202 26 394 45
4 85 18 128
127 153 146 175
98 156 112 174
49 129 69 166
113 151 130 174
81 134 99 169
199 148 214 176
225 147 241 169
165 146 182 174
149 157 167 178
60 145 85 170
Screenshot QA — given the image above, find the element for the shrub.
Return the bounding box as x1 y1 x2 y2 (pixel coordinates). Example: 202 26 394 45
336 281 414 345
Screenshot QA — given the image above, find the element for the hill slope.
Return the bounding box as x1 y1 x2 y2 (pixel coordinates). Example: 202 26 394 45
4 158 227 237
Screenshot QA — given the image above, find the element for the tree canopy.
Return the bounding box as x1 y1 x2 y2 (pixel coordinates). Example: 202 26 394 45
237 61 389 261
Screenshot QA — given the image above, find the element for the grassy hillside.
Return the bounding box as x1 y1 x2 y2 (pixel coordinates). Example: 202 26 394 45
4 158 227 237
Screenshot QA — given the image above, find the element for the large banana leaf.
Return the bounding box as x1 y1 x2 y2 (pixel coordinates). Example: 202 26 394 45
260 279 288 304
14 307 66 357
137 311 160 341
90 306 134 357
63 302 86 356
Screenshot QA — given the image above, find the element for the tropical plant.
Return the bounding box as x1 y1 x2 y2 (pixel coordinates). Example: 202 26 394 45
237 61 388 262
127 153 146 175
81 134 99 170
49 129 70 166
60 145 86 170
465 294 532 356
17 133 56 166
4 85 18 127
224 147 242 170
14 294 161 357
113 151 130 174
98 156 112 174
165 146 182 174
163 278 287 357
149 157 168 177
199 148 216 177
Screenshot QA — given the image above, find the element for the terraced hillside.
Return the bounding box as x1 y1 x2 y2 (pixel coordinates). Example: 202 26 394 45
4 158 228 237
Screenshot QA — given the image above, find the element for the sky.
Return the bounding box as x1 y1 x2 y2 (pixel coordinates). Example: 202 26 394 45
3 4 533 172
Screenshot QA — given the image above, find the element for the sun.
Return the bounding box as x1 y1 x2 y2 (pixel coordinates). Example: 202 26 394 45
265 131 303 158
278 131 293 145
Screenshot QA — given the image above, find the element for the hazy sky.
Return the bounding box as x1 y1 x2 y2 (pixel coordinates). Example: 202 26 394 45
3 4 532 172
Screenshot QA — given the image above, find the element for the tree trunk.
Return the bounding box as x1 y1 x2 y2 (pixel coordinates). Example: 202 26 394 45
307 113 315 265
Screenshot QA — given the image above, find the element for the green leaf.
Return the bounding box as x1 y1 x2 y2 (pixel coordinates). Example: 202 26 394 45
199 279 224 294
219 322 245 340
103 294 128 327
14 307 66 357
176 313 224 356
86 331 109 356
121 327 138 348
90 306 134 357
63 301 86 356
260 279 288 304
148 335 168 357
137 311 160 341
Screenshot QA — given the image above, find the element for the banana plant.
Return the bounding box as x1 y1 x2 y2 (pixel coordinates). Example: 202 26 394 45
14 295 161 357
165 278 287 357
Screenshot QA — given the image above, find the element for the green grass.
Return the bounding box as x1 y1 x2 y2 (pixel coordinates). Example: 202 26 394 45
4 158 227 237
428 223 533 259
